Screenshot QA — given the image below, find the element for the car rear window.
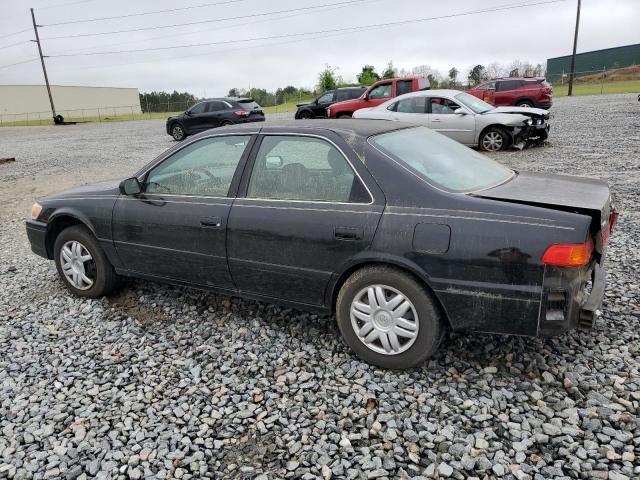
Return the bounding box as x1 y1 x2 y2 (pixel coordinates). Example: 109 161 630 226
369 126 514 193
237 99 261 110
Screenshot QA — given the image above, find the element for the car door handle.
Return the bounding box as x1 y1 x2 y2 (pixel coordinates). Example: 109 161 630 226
432 118 441 122
200 216 222 228
334 227 363 241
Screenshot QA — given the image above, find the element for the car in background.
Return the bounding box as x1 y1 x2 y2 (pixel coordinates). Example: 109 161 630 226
466 77 553 109
166 97 264 141
327 77 430 118
295 87 366 119
353 90 550 151
26 120 616 369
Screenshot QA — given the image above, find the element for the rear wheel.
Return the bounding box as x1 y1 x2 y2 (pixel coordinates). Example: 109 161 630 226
54 225 120 298
171 123 186 141
479 127 509 152
516 100 533 108
337 113 352 119
336 266 445 369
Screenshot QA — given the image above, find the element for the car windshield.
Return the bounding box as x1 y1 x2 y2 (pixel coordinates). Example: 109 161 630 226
454 92 494 114
369 126 514 193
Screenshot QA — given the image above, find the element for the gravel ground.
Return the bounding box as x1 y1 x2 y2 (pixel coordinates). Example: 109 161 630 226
0 94 639 479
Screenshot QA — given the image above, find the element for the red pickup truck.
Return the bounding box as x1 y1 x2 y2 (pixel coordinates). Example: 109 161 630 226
327 77 430 118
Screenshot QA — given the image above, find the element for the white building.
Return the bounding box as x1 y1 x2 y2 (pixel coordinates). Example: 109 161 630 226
0 84 142 123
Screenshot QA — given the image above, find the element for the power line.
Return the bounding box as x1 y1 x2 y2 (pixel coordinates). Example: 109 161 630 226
0 58 38 70
40 0 367 40
0 28 32 41
47 0 568 58
47 0 380 56
0 40 31 51
43 0 248 26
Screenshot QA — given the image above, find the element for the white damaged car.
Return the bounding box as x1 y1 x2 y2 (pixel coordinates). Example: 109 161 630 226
353 89 550 151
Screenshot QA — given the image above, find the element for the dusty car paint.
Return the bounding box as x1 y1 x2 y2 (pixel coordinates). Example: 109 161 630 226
26 120 613 339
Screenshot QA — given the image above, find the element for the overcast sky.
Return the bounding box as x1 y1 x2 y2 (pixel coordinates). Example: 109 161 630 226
0 0 638 96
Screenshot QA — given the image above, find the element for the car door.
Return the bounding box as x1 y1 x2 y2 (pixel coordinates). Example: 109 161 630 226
365 81 393 107
183 101 209 134
227 132 384 306
313 91 335 117
494 80 520 106
428 96 476 145
205 100 230 128
112 133 256 289
386 96 429 125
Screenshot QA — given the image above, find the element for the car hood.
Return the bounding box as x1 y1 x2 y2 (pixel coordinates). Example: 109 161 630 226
489 106 549 117
296 102 312 107
476 171 610 223
42 180 121 201
352 107 376 117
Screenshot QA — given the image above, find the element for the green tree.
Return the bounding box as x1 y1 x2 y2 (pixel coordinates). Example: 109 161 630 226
382 61 396 79
227 88 240 97
357 65 380 86
467 64 486 85
317 64 338 92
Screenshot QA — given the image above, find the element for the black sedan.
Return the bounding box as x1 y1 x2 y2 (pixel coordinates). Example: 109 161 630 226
26 121 617 369
166 97 264 141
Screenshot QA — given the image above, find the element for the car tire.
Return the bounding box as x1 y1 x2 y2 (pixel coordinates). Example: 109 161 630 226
54 225 120 298
170 123 186 141
336 266 445 369
220 120 234 126
298 110 313 120
479 127 509 152
516 100 533 108
337 113 352 119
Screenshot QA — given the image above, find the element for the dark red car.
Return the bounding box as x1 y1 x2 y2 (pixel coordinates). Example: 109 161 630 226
466 77 553 109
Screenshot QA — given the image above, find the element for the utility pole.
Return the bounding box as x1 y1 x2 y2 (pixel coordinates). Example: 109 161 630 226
567 0 581 96
30 8 57 121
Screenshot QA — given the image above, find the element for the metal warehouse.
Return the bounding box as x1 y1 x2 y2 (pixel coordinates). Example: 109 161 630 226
0 84 141 123
546 43 640 78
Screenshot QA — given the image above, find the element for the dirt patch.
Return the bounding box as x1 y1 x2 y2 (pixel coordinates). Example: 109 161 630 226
103 289 167 326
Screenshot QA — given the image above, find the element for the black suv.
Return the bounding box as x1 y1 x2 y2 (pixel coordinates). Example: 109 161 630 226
166 97 264 141
295 87 365 119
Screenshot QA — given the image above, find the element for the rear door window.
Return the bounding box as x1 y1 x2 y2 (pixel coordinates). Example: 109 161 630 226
247 136 370 203
206 101 227 112
497 80 523 91
396 80 414 96
335 89 361 101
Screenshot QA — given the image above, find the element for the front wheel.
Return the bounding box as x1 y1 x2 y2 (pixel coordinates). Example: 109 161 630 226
336 266 445 369
298 110 312 120
171 123 186 141
337 113 352 119
479 127 509 152
54 225 120 298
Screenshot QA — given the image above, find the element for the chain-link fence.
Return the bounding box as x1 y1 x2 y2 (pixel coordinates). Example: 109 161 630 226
1 92 314 127
545 66 640 95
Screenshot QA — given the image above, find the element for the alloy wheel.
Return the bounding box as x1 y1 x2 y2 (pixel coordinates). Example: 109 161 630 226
482 131 504 151
60 240 95 290
350 284 419 355
172 125 184 140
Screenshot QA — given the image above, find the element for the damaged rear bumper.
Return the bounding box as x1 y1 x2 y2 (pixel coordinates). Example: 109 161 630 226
538 263 605 336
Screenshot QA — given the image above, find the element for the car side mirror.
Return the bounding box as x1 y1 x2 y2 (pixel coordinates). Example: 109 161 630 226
454 108 468 115
265 156 283 169
120 177 141 195
185 110 191 115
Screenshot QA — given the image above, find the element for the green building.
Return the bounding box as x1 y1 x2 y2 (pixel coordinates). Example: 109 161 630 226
546 43 640 79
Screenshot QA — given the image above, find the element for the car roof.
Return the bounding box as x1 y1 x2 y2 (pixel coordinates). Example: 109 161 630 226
385 89 463 99
193 119 412 138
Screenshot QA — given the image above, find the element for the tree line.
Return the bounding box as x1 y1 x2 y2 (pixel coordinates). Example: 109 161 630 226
140 59 546 111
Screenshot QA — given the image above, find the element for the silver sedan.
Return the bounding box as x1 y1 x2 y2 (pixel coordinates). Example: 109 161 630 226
353 89 550 151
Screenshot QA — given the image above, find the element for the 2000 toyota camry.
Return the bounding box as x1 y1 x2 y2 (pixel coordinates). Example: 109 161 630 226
26 120 618 369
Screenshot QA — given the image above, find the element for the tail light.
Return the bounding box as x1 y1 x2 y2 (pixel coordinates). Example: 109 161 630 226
541 238 593 267
234 110 249 117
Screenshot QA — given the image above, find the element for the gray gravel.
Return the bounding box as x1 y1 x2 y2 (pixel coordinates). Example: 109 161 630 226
1 94 639 479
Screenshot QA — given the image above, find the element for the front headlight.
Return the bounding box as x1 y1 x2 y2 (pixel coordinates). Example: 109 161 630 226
526 118 533 126
30 202 42 220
